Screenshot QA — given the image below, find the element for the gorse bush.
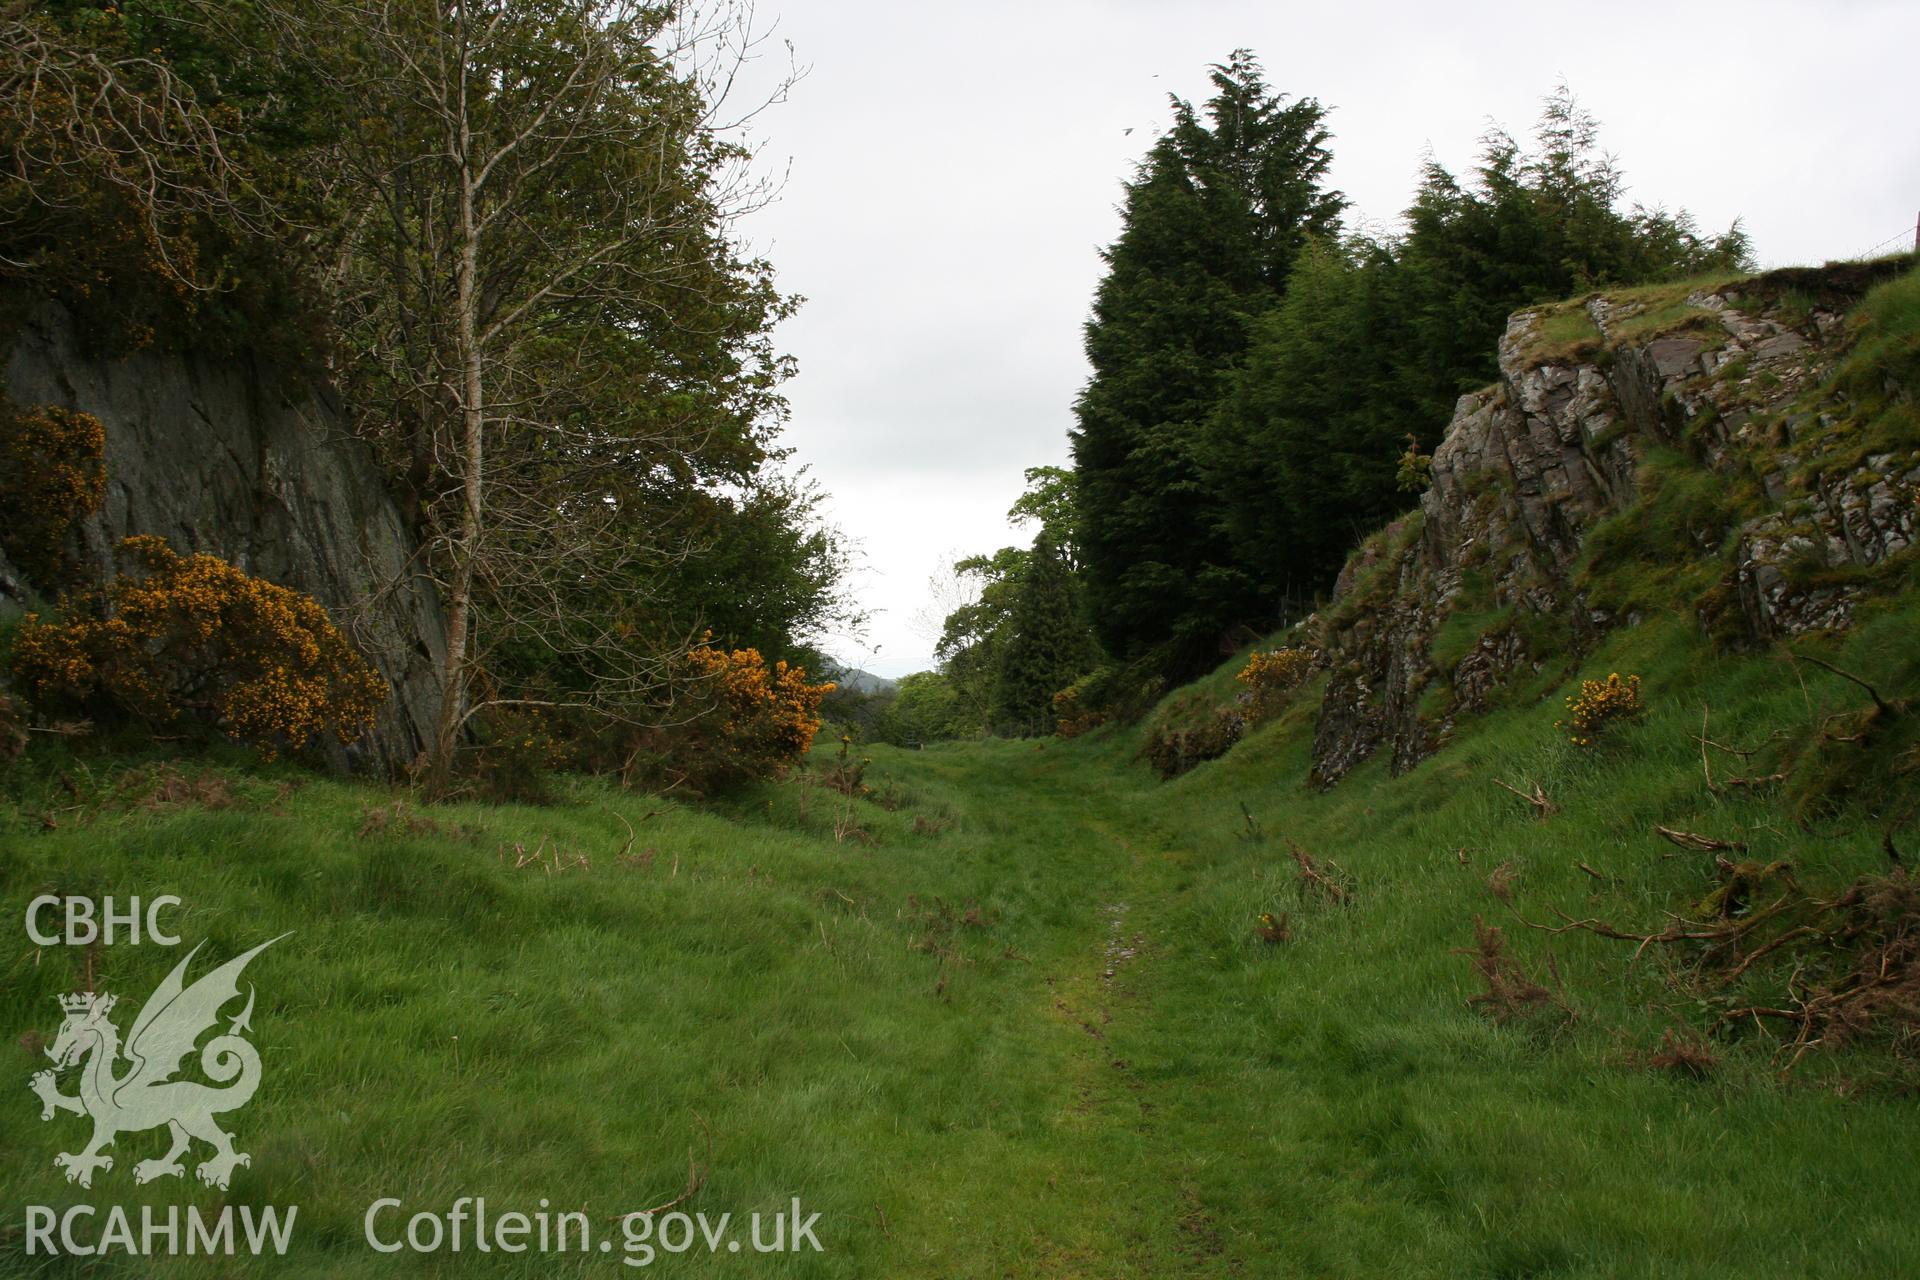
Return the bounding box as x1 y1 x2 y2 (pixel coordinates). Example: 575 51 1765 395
1143 704 1246 780
1559 671 1644 746
0 401 106 586
1236 646 1315 718
628 638 833 793
12 536 384 757
1050 678 1108 739
685 640 832 763
1141 642 1316 779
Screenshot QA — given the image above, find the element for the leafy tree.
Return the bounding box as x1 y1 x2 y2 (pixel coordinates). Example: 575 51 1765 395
642 469 857 669
1007 465 1079 567
934 466 1104 733
878 671 973 746
1 0 845 789
0 1 323 353
1071 50 1343 673
934 545 1026 733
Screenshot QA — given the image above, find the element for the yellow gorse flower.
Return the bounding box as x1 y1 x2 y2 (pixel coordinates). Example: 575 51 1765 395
13 537 385 757
1557 672 1644 746
1236 647 1316 718
0 403 106 585
681 638 834 778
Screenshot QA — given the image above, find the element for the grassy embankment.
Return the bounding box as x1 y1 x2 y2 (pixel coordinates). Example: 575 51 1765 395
3 264 1919 1277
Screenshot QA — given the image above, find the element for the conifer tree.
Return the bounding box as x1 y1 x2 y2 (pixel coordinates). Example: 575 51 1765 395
1199 86 1752 613
990 534 1097 736
1206 236 1410 602
1070 51 1342 674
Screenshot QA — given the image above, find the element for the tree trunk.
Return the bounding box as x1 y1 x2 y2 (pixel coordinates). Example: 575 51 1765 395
426 107 486 799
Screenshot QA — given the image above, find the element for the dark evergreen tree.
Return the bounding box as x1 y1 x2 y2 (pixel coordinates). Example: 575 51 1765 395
990 534 1098 735
1392 86 1750 425
1070 50 1343 673
1206 236 1411 602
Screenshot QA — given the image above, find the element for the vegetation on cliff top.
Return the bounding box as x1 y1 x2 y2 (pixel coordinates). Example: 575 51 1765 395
0 0 851 794
1069 62 1749 678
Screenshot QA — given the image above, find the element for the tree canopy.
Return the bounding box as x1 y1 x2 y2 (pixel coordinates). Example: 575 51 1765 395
1071 51 1343 673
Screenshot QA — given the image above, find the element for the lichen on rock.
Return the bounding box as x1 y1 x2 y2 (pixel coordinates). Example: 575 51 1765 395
1308 259 1917 788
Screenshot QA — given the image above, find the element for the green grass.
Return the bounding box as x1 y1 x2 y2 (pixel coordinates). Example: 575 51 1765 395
1805 263 1920 469
1595 270 1749 311
1520 270 1753 370
1589 271 1753 354
1519 303 1603 366
5 585 1920 1276
1603 297 1722 348
1100 601 1920 1277
1574 445 1773 619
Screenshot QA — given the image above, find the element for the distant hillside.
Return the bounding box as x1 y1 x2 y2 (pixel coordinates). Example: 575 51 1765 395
822 662 899 695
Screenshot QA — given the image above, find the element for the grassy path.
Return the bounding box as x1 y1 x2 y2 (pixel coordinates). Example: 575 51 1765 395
867 741 1298 1275
0 738 1265 1278
6 703 1920 1276
857 742 1230 1276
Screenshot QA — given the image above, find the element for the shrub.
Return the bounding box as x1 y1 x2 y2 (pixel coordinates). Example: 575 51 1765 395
1236 646 1315 718
0 401 106 587
1557 671 1645 746
1058 660 1165 733
1396 432 1434 494
629 638 832 793
468 706 566 805
12 536 384 757
1143 704 1246 780
1051 678 1107 738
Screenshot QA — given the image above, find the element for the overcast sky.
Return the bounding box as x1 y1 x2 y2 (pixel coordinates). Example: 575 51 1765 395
731 0 1920 677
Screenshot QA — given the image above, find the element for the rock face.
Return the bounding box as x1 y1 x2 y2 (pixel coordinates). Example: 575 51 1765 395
1308 260 1917 789
1 304 446 772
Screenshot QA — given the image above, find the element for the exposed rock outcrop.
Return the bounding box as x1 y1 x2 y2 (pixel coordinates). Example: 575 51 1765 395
1 304 445 772
1309 259 1917 789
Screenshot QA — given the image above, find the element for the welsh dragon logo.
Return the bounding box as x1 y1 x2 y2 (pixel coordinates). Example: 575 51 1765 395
29 935 286 1191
